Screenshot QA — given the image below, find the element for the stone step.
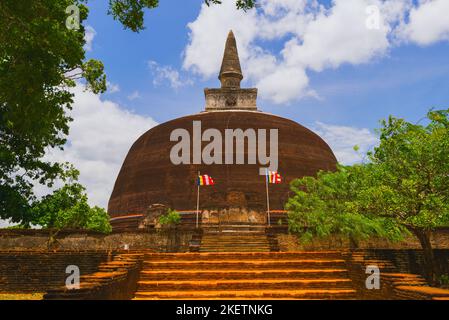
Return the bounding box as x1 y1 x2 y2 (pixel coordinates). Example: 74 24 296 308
143 251 343 261
201 237 269 240
134 289 357 300
201 240 269 243
137 279 354 291
202 234 267 241
200 244 269 247
139 268 350 281
199 248 271 253
135 250 355 300
142 259 346 270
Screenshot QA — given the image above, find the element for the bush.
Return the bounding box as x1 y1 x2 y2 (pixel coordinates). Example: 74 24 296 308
158 209 181 226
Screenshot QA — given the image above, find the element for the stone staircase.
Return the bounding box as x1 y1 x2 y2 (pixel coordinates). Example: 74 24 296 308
133 251 357 300
190 224 279 252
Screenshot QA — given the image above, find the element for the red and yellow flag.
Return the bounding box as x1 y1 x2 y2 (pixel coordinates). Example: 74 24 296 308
267 171 282 184
197 174 215 186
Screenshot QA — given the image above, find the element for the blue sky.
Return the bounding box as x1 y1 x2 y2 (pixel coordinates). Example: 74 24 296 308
85 0 449 128
2 0 449 227
61 0 447 208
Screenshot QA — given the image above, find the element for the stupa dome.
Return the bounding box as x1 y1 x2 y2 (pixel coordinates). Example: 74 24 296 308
108 31 337 229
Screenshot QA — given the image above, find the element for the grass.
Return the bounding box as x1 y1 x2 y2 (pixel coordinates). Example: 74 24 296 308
0 293 44 300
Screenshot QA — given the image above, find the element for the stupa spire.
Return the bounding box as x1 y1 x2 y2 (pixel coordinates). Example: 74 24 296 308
218 30 243 88
204 31 257 111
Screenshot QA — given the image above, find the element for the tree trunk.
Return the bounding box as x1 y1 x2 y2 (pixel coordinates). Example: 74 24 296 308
349 236 359 251
411 228 439 285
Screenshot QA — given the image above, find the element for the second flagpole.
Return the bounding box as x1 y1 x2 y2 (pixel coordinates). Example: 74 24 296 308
265 169 271 227
196 171 200 228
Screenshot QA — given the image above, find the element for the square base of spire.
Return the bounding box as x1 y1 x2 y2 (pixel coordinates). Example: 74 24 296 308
204 88 258 111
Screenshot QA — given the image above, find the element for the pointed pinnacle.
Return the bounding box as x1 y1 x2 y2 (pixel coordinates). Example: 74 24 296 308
219 30 243 88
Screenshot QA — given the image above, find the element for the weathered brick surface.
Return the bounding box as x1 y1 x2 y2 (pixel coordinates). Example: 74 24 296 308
134 251 357 300
344 250 449 300
0 251 111 293
44 252 143 300
276 228 449 251
0 229 195 252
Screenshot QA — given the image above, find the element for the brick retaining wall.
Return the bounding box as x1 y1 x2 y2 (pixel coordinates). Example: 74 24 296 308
0 251 112 293
44 252 143 300
276 228 449 251
0 228 196 252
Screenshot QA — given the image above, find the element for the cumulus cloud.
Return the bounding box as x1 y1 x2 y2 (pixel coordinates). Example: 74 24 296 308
41 85 157 208
183 0 449 104
0 220 12 228
397 0 449 46
312 122 379 165
84 25 96 52
1 86 156 227
148 60 193 89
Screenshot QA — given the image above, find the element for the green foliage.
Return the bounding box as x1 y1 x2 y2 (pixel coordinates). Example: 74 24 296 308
287 109 449 241
439 274 449 286
286 108 449 283
0 0 106 224
108 0 257 33
31 167 111 234
205 0 257 11
286 165 408 245
158 209 181 226
0 0 257 225
108 0 159 32
365 109 449 231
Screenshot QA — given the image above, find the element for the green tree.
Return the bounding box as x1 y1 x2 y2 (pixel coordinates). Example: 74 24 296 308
0 0 106 225
0 0 257 225
286 165 407 248
287 109 449 284
108 0 257 32
362 109 449 283
31 167 111 247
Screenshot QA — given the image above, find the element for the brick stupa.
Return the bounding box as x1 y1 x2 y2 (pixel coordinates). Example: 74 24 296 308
108 31 337 231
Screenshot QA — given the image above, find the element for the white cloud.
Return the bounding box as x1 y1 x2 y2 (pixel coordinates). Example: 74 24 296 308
312 122 379 165
42 85 157 208
106 81 120 93
148 60 193 89
127 90 141 101
397 0 449 46
0 219 13 228
183 0 449 104
84 25 96 52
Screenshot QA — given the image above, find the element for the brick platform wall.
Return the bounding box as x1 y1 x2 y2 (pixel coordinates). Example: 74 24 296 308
0 251 111 293
276 228 449 251
344 249 449 299
0 228 196 252
44 252 143 300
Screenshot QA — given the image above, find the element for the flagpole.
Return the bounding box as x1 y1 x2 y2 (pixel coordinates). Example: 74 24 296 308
265 169 271 227
196 171 200 228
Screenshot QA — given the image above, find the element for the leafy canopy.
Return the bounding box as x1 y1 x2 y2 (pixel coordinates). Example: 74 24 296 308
364 109 449 230
31 167 111 233
0 0 106 224
287 109 449 242
286 164 407 244
0 0 258 226
286 109 449 282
